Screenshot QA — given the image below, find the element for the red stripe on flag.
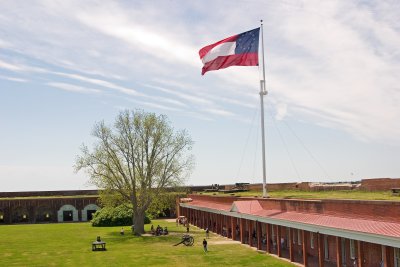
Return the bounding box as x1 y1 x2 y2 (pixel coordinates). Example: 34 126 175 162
201 53 258 75
199 35 238 60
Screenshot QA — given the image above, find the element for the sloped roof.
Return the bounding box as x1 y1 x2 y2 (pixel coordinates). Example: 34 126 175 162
251 209 400 239
230 200 263 213
188 199 232 211
183 199 400 239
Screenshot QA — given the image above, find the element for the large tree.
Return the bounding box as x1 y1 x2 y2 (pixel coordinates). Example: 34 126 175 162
75 110 194 235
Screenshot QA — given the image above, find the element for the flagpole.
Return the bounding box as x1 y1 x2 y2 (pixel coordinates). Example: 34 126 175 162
260 20 268 198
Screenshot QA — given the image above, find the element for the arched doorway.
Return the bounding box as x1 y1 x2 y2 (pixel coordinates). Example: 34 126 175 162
57 205 78 222
36 206 54 222
0 209 5 223
81 204 100 221
12 206 29 223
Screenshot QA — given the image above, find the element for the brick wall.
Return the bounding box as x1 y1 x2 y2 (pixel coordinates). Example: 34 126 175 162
362 242 382 267
0 196 99 224
0 190 99 198
326 235 336 263
360 178 400 191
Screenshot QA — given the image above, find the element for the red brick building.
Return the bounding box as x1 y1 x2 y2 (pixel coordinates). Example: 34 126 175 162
0 190 100 224
178 194 400 267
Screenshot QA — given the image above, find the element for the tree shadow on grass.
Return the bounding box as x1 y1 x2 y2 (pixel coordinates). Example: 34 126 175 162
102 231 182 245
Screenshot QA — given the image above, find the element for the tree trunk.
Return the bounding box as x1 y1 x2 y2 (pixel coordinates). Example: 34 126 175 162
133 210 145 235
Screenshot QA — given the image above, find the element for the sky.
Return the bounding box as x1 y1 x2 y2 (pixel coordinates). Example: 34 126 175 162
1 0 400 192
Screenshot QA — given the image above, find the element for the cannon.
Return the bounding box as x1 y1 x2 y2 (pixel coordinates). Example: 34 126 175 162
173 234 194 246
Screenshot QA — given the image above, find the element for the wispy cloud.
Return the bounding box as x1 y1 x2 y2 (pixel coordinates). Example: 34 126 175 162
0 59 24 71
242 0 400 143
0 58 142 96
144 84 214 106
275 103 287 121
0 39 11 48
127 98 182 112
1 0 400 190
0 58 48 73
152 77 258 109
180 111 214 122
74 3 198 67
47 82 102 94
52 71 141 96
203 107 235 117
145 95 188 108
0 0 399 143
0 74 27 83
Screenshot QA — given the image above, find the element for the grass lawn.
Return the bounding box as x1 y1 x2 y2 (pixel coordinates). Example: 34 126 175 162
200 189 400 201
0 219 294 267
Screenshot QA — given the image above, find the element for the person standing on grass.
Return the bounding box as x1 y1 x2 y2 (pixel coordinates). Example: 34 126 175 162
186 224 190 233
206 227 209 238
203 238 208 252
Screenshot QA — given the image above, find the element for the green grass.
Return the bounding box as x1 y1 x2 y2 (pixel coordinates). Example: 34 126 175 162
199 189 400 201
0 219 293 267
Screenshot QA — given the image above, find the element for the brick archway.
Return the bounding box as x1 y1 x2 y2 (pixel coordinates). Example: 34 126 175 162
81 204 100 221
12 206 29 223
57 204 78 222
36 206 54 222
0 209 4 223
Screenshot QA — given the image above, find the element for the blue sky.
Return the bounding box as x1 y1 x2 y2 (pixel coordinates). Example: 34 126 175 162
1 0 399 191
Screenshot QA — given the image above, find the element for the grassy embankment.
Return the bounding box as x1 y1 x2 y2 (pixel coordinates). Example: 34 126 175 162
0 219 294 267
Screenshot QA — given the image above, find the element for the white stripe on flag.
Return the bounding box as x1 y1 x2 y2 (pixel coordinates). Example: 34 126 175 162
202 42 236 64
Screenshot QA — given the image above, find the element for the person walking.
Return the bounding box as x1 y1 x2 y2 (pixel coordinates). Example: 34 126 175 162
203 238 208 252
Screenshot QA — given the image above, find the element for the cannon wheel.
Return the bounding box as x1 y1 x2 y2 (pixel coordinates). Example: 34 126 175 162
182 236 194 246
183 238 191 246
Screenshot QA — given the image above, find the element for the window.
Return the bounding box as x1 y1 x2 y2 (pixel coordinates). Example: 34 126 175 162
350 239 355 259
286 228 290 248
341 238 346 265
271 226 276 248
271 225 275 239
324 235 329 259
293 229 296 244
310 232 314 249
395 248 400 267
298 229 302 245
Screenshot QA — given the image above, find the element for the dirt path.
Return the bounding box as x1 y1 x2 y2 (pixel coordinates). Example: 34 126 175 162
210 240 241 245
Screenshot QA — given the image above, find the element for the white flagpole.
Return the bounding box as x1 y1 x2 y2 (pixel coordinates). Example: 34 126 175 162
260 20 268 198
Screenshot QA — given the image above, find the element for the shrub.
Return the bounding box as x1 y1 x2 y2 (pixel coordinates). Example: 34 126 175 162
91 205 151 227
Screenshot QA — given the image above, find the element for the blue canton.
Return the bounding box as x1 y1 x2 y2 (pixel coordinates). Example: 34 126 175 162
235 28 260 54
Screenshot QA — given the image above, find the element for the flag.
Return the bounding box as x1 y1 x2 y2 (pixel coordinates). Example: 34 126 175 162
199 28 260 75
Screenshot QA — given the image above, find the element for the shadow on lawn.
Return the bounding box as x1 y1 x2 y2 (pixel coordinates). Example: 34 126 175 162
101 230 182 245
